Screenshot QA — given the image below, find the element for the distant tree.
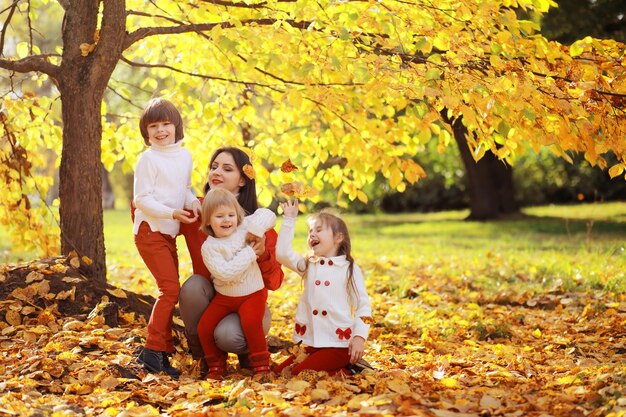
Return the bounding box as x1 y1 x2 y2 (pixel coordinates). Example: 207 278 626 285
541 0 626 44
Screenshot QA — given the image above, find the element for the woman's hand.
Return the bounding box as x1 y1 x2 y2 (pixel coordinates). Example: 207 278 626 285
348 336 366 364
280 199 299 218
247 234 266 257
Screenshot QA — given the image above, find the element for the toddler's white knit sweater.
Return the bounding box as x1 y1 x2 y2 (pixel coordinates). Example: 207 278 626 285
201 208 276 297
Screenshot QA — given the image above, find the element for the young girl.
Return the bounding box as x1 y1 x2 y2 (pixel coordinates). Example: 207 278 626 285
133 98 201 378
197 188 276 379
275 200 372 376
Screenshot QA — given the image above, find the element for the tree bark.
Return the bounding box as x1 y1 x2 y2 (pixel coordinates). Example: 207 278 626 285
58 86 106 280
55 0 126 283
447 114 519 220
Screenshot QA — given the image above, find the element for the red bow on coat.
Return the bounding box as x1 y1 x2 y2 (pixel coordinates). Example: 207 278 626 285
336 327 352 340
295 323 307 335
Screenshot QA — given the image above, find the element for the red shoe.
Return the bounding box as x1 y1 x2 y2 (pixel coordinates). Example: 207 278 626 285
204 359 227 380
252 365 271 375
206 365 226 380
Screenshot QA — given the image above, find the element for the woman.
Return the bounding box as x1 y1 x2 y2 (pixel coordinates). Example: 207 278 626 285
178 147 283 371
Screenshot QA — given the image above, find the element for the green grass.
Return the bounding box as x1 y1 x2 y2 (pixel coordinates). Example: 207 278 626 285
1 202 625 295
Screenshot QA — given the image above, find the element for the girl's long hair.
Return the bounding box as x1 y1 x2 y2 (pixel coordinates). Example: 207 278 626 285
203 147 258 215
307 211 358 311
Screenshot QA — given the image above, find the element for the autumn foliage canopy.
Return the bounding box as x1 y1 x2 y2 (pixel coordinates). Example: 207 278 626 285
0 0 625 271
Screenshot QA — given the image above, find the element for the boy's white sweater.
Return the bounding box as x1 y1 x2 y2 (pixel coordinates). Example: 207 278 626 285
132 142 197 238
201 208 276 297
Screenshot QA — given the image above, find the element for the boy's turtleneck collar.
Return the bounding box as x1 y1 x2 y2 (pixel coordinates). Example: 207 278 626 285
150 142 182 152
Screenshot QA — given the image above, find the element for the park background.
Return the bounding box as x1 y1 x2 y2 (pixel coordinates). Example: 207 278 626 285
1 0 626 416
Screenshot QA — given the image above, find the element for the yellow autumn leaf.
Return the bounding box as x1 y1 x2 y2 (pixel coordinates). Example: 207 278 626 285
33 280 50 296
107 288 127 299
50 264 68 274
440 377 459 388
242 164 255 179
285 380 310 392
99 376 120 390
280 182 318 199
80 43 95 56
56 287 76 301
57 351 79 362
62 320 84 331
387 378 411 394
532 328 542 338
261 391 290 406
557 375 578 385
608 164 624 179
309 389 330 402
25 271 44 283
5 310 21 326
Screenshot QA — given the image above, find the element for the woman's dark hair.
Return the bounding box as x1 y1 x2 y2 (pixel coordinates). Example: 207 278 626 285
203 147 258 215
139 98 184 146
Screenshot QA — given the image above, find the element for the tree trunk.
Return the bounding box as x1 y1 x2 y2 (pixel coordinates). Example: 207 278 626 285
58 87 106 281
56 0 126 283
447 114 519 220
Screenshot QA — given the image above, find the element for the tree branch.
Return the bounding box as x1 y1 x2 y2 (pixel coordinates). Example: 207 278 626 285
0 55 60 77
121 56 280 89
197 0 297 8
127 10 189 26
106 85 143 110
0 1 18 56
236 54 363 87
124 19 312 49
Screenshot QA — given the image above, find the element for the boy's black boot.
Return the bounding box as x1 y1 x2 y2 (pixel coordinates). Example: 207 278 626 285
137 347 180 378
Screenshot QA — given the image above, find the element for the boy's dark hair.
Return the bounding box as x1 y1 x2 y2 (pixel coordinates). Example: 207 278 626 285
203 147 258 215
139 98 184 146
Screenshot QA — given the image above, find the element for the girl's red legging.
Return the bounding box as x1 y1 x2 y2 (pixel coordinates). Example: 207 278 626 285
274 346 351 375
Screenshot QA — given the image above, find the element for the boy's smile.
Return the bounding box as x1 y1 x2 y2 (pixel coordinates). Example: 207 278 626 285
147 121 176 146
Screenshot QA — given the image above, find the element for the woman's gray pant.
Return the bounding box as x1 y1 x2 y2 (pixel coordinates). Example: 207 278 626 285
178 274 271 360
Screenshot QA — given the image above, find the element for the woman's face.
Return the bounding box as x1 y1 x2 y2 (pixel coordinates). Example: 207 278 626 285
208 152 246 194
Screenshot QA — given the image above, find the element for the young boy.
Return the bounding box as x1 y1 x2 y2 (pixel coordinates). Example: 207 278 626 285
132 98 201 377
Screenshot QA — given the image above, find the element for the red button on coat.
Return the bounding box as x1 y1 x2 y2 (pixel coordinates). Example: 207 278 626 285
322 310 328 316
313 310 318 315
328 260 334 266
324 281 330 286
320 259 325 265
315 280 321 285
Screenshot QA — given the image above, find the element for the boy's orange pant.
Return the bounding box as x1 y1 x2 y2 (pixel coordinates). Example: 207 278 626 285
134 222 180 353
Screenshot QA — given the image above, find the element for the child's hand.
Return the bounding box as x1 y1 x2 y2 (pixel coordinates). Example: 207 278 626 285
348 336 366 364
190 199 202 217
173 209 198 224
280 199 299 218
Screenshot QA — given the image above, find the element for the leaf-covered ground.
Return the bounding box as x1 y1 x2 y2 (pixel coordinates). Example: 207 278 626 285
1 249 626 417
